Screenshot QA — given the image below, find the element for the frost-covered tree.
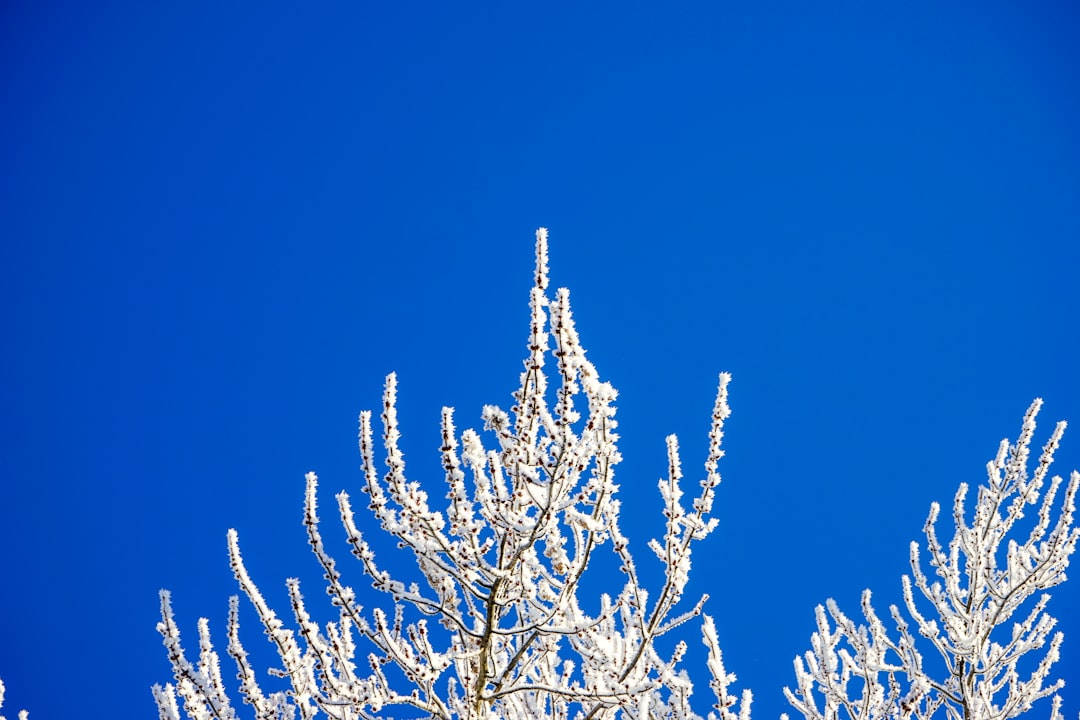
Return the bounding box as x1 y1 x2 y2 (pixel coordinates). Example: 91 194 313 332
154 229 752 720
784 401 1078 720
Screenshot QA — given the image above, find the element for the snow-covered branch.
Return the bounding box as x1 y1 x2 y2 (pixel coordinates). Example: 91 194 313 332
156 228 749 720
785 402 1078 720
0 679 28 720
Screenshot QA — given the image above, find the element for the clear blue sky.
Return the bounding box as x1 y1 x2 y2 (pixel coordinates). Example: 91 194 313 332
1 2 1077 718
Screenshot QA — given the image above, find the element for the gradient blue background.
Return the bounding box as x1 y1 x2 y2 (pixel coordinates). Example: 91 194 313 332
1 2 1077 718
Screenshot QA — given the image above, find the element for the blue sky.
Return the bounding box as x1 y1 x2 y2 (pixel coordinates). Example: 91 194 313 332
1 2 1078 718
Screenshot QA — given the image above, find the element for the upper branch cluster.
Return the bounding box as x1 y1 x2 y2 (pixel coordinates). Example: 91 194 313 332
154 229 747 720
784 401 1078 720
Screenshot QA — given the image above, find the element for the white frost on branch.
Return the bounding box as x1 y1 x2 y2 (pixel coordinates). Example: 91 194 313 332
784 400 1079 720
155 228 750 720
0 679 29 720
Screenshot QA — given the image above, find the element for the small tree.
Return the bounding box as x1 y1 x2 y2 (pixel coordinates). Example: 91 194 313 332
784 401 1078 720
155 229 752 720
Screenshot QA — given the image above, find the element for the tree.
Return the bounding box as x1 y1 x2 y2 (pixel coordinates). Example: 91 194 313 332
154 229 752 720
155 228 1077 720
783 400 1078 720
